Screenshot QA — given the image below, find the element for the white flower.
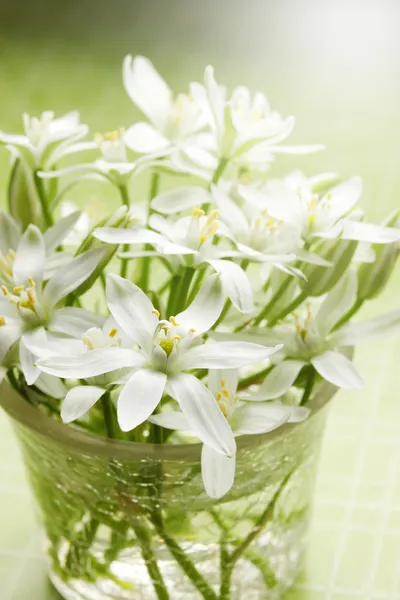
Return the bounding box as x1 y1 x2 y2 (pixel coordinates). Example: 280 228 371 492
38 128 139 188
60 202 92 247
38 273 281 454
0 111 89 169
123 56 205 155
229 268 400 392
150 368 308 498
240 172 400 245
0 224 106 384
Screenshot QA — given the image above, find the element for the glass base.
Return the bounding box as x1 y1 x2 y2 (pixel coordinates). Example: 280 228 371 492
48 521 304 600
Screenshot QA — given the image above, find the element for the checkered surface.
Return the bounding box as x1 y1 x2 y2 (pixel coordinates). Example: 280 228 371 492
1 332 399 599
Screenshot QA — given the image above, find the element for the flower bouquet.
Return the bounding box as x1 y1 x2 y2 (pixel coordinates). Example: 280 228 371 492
0 56 399 600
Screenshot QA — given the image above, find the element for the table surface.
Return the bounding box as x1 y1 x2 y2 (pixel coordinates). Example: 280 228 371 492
1 331 400 600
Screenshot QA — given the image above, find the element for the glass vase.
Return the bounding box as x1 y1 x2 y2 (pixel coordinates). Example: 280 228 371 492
0 380 336 600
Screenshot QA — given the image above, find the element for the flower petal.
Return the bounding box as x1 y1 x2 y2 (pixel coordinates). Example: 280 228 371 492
13 225 45 287
20 336 41 385
208 259 253 314
61 385 105 423
201 444 236 499
124 123 170 154
106 273 158 350
341 220 400 244
208 368 238 398
230 402 290 435
152 187 211 215
0 211 20 255
35 373 68 399
311 351 364 390
332 309 400 347
0 323 22 363
181 341 282 370
117 368 167 432
324 177 363 223
169 373 236 456
148 411 191 431
175 273 225 334
94 227 165 245
43 211 82 253
123 55 172 129
240 360 306 401
37 347 144 379
43 247 107 308
50 307 105 338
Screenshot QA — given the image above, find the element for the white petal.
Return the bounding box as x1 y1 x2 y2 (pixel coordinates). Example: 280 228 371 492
61 385 105 423
201 444 236 499
240 360 306 401
212 185 248 235
324 177 363 223
175 274 225 334
181 341 282 371
152 186 211 214
43 211 82 253
117 368 167 432
311 351 364 390
169 373 236 456
13 225 45 287
0 324 22 363
43 247 107 308
35 373 68 399
148 411 191 431
50 307 105 338
94 226 164 246
208 259 253 314
159 242 198 256
286 404 310 422
43 252 74 280
341 220 400 244
37 347 144 378
332 309 400 346
123 55 172 129
106 273 158 350
0 211 20 255
124 123 170 154
231 402 289 435
20 337 40 385
315 267 357 337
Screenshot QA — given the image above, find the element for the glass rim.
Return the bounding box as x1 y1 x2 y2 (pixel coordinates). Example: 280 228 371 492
0 380 337 460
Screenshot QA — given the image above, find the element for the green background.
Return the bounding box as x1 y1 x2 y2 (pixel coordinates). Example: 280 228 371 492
0 1 400 597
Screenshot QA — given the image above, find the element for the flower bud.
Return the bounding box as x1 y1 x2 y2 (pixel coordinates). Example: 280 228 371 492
357 211 400 302
8 159 43 230
300 238 358 297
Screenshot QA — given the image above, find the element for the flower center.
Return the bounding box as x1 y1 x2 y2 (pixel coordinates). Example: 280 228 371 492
192 207 220 246
94 129 127 163
1 277 39 314
23 112 54 146
0 249 16 284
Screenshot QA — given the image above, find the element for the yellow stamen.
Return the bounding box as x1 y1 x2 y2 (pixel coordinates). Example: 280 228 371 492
222 387 230 398
152 309 160 318
189 328 196 334
169 316 180 327
109 328 118 338
0 316 5 326
220 379 226 387
1 286 8 296
216 391 222 401
192 207 205 219
173 335 182 341
13 285 24 293
28 277 36 287
27 289 35 305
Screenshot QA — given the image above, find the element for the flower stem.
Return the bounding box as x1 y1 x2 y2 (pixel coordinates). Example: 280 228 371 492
130 518 170 600
151 513 218 600
139 172 160 291
238 365 274 391
267 290 308 328
100 391 117 439
253 275 293 327
34 170 53 227
300 366 316 406
219 467 295 599
118 184 130 278
212 157 229 186
331 298 364 332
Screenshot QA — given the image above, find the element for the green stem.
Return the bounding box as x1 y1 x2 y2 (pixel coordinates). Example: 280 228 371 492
253 275 292 327
139 172 160 291
267 290 308 328
219 467 295 599
212 157 229 186
34 170 53 227
238 365 274 391
175 267 195 314
151 514 217 600
166 273 182 317
101 391 117 439
118 184 130 278
331 298 364 332
130 519 170 600
300 367 316 406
